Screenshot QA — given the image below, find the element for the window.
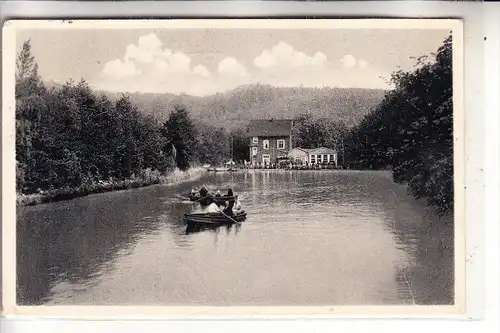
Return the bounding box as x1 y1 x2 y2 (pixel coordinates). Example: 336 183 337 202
329 154 335 163
263 140 269 149
252 137 258 144
323 154 328 163
262 154 271 164
277 139 285 150
310 154 316 164
252 147 258 156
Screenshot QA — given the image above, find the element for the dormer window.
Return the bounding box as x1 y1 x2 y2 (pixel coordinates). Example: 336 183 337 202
263 140 269 149
277 139 285 150
252 137 258 144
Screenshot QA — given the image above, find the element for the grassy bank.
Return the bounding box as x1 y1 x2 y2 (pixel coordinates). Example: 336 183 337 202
17 167 207 206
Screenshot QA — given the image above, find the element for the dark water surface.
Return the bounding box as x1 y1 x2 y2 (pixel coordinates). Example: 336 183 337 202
17 170 454 305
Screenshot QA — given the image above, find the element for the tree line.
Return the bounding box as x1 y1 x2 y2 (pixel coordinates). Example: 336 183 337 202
15 40 248 195
284 34 454 214
343 34 454 214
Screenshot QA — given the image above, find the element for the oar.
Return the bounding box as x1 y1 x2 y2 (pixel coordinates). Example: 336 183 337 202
218 206 240 225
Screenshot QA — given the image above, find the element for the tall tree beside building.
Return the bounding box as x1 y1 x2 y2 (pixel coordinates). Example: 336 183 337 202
162 105 198 171
230 127 250 163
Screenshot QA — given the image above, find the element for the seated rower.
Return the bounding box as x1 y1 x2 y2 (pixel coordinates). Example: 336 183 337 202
191 187 198 196
215 189 221 197
222 189 236 216
199 185 208 197
222 199 235 216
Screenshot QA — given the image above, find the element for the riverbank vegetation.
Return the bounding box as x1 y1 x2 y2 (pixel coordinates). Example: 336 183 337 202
15 40 247 204
344 34 453 214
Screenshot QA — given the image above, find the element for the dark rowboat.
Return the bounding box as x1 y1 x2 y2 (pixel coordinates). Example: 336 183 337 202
184 210 247 225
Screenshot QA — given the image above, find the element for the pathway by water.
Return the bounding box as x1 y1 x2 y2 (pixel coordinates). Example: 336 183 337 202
17 170 454 306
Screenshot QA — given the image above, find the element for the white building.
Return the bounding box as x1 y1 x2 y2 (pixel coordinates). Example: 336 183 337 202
288 147 338 166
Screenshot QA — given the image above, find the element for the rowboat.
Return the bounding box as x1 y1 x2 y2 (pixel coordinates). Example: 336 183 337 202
185 220 241 235
184 210 247 225
208 167 230 172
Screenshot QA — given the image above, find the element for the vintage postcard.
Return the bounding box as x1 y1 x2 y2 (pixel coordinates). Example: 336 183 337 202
2 19 465 318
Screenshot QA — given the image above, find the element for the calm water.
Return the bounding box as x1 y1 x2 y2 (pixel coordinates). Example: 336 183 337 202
17 170 454 306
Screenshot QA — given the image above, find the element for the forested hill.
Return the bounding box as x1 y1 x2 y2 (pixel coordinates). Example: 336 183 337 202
102 84 386 129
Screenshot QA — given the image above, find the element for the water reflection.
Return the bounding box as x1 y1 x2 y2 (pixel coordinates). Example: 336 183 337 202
17 170 453 306
17 182 201 304
185 222 242 236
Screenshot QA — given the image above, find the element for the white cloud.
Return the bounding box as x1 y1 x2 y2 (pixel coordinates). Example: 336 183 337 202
99 33 214 95
138 33 163 51
250 42 387 90
254 41 327 70
97 35 389 96
218 57 248 77
358 59 369 69
193 65 210 78
153 59 169 74
340 54 357 69
169 52 192 73
102 59 141 79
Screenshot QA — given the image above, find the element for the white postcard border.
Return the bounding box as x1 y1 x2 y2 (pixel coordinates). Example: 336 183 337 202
1 18 472 319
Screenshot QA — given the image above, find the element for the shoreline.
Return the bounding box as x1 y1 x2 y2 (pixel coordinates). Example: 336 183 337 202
17 167 207 207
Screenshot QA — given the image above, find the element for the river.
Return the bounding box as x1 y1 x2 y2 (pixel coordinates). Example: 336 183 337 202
16 170 454 306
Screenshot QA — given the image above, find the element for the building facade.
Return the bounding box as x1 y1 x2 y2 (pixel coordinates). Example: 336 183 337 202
288 147 309 164
308 147 338 166
247 119 293 166
288 147 338 166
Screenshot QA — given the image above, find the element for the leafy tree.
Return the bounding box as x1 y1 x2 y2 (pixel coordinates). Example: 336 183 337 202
230 127 250 163
345 34 453 213
162 105 198 171
292 114 348 151
16 39 44 99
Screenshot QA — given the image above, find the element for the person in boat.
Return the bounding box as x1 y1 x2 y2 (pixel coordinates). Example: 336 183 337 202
222 188 236 216
215 189 221 197
233 198 242 213
199 185 208 197
203 202 221 214
222 199 235 216
191 187 198 197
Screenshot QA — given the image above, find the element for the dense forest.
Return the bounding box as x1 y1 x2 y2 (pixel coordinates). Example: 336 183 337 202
344 34 454 214
103 84 385 130
15 40 247 199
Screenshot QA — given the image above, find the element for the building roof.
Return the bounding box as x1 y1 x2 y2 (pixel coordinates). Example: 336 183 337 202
289 147 310 154
247 119 293 137
291 147 337 154
309 147 337 154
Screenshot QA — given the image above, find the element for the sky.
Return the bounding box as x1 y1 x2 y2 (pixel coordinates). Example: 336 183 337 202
16 28 450 96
